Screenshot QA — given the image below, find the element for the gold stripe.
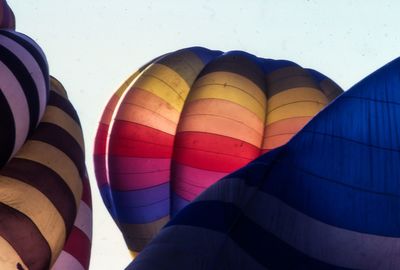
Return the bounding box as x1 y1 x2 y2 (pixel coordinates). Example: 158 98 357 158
116 88 180 135
0 176 66 266
0 236 27 270
266 101 325 125
187 71 267 121
132 63 191 112
41 106 85 152
193 72 266 109
115 69 143 98
266 87 328 125
50 77 68 99
267 87 327 113
179 98 264 139
14 140 82 208
129 250 138 259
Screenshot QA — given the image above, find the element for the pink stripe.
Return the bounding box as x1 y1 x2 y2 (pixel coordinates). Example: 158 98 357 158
0 32 48 121
108 156 171 190
74 201 92 240
172 163 228 201
93 155 108 187
0 61 29 157
51 251 84 270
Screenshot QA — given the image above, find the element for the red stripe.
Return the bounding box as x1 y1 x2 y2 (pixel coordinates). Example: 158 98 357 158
81 173 92 208
93 123 109 155
62 227 91 269
108 120 174 158
173 132 260 172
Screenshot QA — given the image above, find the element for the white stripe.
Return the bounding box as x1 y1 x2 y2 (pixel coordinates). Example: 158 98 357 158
74 201 92 240
0 61 29 158
51 251 84 270
200 177 400 270
0 32 47 122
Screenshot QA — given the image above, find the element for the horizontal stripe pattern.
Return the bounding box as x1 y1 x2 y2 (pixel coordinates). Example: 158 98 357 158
127 57 400 269
0 30 49 166
102 48 216 254
0 76 90 269
94 47 343 255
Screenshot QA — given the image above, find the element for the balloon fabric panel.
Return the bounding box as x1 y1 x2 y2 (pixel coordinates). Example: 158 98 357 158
127 57 400 270
94 47 343 255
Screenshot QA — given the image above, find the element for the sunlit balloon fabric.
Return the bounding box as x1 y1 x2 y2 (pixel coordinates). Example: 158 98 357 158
127 57 400 270
49 78 93 270
94 47 342 254
0 74 90 269
0 29 49 167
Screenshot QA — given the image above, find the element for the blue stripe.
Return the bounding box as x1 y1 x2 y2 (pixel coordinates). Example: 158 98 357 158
112 183 170 223
168 201 355 270
170 192 189 217
225 57 400 237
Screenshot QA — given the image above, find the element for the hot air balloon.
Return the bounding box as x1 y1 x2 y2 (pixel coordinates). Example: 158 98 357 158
0 0 15 29
94 47 343 256
0 2 91 268
127 57 400 270
49 77 93 270
0 29 49 167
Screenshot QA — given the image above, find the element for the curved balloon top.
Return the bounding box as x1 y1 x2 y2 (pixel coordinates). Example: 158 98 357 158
0 73 90 269
127 57 400 270
93 46 343 256
0 29 49 167
50 77 93 270
0 0 15 29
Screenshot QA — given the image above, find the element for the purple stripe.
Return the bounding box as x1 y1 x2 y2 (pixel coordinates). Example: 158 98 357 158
171 192 190 217
112 182 170 223
108 156 171 190
112 182 170 207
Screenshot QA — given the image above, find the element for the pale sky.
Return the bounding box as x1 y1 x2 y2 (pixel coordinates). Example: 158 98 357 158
7 1 400 269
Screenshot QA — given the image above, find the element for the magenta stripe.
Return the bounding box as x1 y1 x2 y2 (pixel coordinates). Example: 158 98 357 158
93 155 108 187
172 163 228 201
108 156 171 190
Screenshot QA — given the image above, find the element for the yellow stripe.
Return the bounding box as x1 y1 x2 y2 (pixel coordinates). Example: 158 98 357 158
41 106 85 152
0 236 27 270
0 176 66 266
193 71 266 109
266 101 326 125
50 77 68 99
129 250 138 259
267 87 327 113
14 140 82 208
115 69 143 98
187 84 265 120
132 63 191 112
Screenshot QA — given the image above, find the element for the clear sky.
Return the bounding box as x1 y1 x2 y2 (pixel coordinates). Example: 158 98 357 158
7 0 400 269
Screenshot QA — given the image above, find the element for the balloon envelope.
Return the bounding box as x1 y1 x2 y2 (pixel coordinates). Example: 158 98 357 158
127 57 400 270
93 47 342 255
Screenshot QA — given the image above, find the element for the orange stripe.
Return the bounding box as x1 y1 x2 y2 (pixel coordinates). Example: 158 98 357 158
263 117 312 150
115 88 180 135
181 98 264 136
177 113 262 147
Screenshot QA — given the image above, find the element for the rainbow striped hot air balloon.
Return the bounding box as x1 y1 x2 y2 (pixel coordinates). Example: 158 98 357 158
93 47 342 256
127 56 400 270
